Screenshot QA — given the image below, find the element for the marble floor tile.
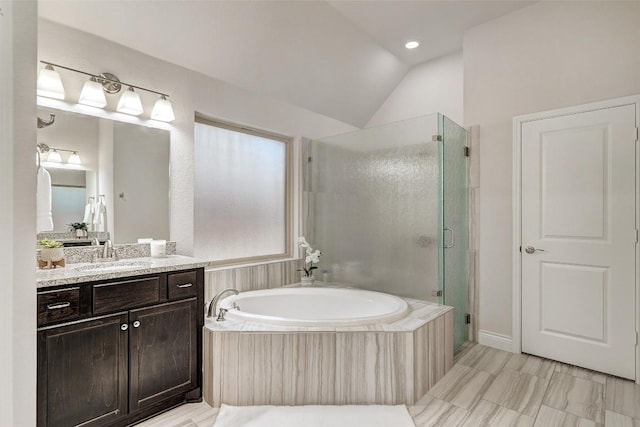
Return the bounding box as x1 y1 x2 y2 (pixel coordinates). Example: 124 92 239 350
604 410 640 427
533 405 601 427
506 353 557 379
460 399 535 427
543 371 604 423
555 362 608 384
483 368 549 417
137 344 640 427
457 344 511 375
454 341 476 364
409 398 470 427
427 364 495 409
605 377 640 419
415 392 436 406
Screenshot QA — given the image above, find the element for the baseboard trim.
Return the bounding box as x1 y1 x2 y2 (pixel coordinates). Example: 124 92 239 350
478 330 515 353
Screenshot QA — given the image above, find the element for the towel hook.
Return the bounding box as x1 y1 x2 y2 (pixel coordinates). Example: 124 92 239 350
37 114 55 129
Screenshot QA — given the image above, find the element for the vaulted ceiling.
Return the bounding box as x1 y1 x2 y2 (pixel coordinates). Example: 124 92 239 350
39 1 533 127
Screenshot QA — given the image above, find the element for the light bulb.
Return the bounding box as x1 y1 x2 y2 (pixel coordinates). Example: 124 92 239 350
405 40 420 49
151 95 175 122
37 64 65 100
47 150 62 163
116 86 144 116
67 151 82 165
78 77 107 108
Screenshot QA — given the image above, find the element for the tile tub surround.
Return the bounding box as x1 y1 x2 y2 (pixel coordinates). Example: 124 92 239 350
205 259 304 300
204 300 454 407
36 254 209 288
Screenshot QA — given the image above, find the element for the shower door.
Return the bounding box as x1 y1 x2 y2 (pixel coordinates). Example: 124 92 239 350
441 115 469 351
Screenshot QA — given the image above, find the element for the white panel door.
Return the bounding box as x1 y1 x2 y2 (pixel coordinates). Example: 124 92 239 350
521 104 637 379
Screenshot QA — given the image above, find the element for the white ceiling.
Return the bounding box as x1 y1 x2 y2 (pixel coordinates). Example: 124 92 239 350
38 0 533 127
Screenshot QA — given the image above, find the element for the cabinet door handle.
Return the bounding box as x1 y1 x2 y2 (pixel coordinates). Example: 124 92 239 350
47 302 71 310
176 283 193 288
121 323 128 331
132 320 141 328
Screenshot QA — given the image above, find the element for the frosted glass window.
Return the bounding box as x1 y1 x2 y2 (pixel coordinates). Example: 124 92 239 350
194 119 290 263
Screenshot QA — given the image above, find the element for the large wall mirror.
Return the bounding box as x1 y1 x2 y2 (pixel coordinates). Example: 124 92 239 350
37 106 170 244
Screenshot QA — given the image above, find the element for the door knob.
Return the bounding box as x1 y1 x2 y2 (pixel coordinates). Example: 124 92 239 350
524 246 545 254
132 320 141 328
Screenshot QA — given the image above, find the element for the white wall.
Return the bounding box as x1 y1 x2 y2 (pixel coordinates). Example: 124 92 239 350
38 19 358 255
464 1 640 339
0 1 37 425
366 51 463 127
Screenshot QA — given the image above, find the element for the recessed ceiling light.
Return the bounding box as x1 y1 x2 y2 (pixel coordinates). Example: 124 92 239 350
405 41 420 50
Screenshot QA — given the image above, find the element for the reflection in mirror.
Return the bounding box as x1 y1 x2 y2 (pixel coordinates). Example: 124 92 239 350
50 169 87 231
37 106 170 244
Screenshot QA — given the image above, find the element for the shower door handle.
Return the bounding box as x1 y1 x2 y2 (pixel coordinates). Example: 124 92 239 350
444 227 455 249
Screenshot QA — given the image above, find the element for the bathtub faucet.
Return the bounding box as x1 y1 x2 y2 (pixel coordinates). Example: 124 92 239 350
207 288 240 320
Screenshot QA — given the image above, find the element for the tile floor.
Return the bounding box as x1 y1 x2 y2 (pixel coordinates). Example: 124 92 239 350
137 344 640 426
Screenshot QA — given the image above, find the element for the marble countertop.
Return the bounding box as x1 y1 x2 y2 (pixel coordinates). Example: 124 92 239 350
37 255 210 289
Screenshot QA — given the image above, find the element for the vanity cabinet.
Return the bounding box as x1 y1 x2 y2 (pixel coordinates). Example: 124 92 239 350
37 268 204 427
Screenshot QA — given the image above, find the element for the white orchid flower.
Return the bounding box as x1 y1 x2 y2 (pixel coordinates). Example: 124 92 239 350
297 236 310 249
308 249 321 264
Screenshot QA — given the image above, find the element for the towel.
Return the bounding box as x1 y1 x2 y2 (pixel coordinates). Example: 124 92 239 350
36 167 54 232
82 199 94 224
212 404 416 427
93 196 108 232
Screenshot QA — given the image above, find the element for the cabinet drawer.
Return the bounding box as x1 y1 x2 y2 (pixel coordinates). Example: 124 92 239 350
93 277 161 314
167 270 198 300
38 288 81 326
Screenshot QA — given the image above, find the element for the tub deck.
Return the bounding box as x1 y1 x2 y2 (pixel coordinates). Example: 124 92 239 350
204 298 454 406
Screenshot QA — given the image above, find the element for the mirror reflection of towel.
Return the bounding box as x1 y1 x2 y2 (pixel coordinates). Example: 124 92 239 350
93 196 108 232
36 167 54 232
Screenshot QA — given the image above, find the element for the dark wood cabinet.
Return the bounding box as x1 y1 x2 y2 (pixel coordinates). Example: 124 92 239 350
38 313 129 427
37 268 204 427
129 299 198 412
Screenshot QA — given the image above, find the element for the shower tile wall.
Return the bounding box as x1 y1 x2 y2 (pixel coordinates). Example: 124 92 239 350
304 115 442 303
204 259 303 301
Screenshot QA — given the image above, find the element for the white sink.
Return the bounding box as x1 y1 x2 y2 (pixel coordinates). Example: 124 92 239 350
74 260 152 273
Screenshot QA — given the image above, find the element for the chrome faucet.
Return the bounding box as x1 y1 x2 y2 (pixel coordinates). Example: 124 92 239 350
100 239 116 260
207 288 240 320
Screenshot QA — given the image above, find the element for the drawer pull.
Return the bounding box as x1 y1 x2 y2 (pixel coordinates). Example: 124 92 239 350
176 283 193 288
47 302 71 310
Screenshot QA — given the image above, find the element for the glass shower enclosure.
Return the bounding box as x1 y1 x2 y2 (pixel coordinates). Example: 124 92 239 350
303 113 468 350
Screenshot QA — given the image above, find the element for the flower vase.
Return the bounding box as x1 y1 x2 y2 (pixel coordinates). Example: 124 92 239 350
301 275 315 287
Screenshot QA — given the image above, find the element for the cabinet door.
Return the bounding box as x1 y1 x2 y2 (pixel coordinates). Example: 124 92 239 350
129 298 198 412
38 313 129 427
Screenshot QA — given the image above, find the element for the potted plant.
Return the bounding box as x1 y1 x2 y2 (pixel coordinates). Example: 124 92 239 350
38 239 65 263
68 222 88 238
297 236 321 286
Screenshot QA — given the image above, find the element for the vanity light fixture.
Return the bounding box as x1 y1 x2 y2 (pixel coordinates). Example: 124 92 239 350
37 143 83 166
151 95 175 122
38 61 174 120
78 76 107 108
405 40 420 49
47 149 62 163
116 87 144 116
67 151 82 165
37 64 66 100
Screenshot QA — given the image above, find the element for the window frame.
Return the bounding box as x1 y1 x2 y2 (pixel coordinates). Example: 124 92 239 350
194 115 294 266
